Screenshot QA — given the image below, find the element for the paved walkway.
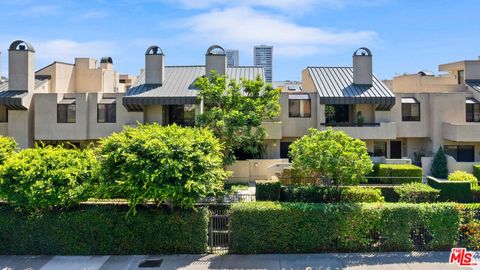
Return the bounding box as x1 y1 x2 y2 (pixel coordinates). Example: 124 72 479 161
0 252 470 269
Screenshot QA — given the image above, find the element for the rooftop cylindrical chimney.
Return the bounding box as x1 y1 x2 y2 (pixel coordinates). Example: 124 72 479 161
205 45 226 77
353 47 372 86
100 57 113 70
145 45 165 85
8 40 35 91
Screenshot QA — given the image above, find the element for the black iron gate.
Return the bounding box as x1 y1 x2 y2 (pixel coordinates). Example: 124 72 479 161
208 206 231 253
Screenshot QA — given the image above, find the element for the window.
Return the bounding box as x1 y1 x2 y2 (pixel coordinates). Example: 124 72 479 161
401 97 420 121
374 141 387 157
0 106 7 123
97 103 116 123
167 104 195 126
466 98 480 122
444 145 475 162
57 100 76 123
288 95 311 118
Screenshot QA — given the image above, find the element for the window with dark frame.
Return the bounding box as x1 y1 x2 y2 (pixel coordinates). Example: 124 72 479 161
401 97 420 121
373 141 387 157
0 106 7 123
288 99 311 118
97 103 116 123
444 145 475 162
57 103 76 123
466 99 480 122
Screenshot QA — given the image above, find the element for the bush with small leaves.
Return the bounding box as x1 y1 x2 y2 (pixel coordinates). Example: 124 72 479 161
0 145 98 211
0 136 17 164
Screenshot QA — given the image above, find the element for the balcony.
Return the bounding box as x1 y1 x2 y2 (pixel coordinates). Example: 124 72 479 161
319 122 396 140
442 122 480 142
261 121 282 139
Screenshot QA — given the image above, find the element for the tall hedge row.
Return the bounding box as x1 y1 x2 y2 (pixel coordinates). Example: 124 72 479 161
230 202 460 253
0 204 208 255
373 164 423 184
427 176 472 203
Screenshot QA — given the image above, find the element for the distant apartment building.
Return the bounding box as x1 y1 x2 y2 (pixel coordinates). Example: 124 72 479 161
226 50 239 67
254 45 273 83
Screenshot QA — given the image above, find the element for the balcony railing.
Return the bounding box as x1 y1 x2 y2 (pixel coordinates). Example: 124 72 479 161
319 122 396 140
320 122 381 127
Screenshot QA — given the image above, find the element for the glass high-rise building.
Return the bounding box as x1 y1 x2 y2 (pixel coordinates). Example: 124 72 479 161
226 50 239 67
254 45 273 83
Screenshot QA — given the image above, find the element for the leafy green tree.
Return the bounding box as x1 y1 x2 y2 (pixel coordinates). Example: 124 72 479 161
289 128 373 186
0 145 98 211
194 72 280 165
431 146 448 179
0 136 17 164
97 124 226 211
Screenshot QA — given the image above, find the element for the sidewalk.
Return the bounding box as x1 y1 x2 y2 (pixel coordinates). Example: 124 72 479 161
0 252 469 270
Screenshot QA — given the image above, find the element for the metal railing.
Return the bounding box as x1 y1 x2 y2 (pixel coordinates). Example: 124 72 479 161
320 122 381 127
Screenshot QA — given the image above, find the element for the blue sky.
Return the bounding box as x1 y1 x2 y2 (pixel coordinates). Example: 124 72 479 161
0 0 479 81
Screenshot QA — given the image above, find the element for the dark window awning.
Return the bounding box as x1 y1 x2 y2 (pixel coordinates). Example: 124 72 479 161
98 98 117 104
58 98 76 105
288 94 310 100
0 90 28 110
466 97 479 104
401 97 419 104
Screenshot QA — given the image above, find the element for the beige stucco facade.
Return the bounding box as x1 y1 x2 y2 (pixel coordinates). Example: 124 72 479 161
2 40 480 180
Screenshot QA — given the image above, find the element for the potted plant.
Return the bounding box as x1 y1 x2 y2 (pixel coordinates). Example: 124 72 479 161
356 111 365 126
325 105 336 124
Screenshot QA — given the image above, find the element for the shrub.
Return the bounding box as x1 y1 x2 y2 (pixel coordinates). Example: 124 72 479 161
230 202 460 253
341 187 385 203
97 124 226 212
431 146 448 179
474 165 480 181
394 183 440 203
448 171 478 189
0 204 208 254
427 176 471 203
0 136 16 164
255 180 281 201
0 145 98 211
289 128 373 185
279 185 384 203
375 164 423 184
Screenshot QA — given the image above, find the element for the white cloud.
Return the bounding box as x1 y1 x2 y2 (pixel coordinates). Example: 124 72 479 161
166 0 385 11
33 39 119 62
177 7 377 57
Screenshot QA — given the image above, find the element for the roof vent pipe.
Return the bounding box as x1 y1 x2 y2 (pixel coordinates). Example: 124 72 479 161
353 47 373 86
145 45 165 85
205 45 226 77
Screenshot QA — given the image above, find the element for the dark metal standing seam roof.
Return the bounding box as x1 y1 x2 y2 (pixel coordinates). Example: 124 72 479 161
307 67 396 110
467 80 480 93
0 77 49 110
123 65 264 111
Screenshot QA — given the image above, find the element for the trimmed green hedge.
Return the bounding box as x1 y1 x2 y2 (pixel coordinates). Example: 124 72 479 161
474 165 480 181
394 183 439 203
369 164 423 184
256 180 281 201
0 204 208 255
427 176 472 203
280 185 384 203
230 202 460 253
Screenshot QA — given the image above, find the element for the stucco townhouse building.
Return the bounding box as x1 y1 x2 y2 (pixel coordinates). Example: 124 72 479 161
0 40 479 180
